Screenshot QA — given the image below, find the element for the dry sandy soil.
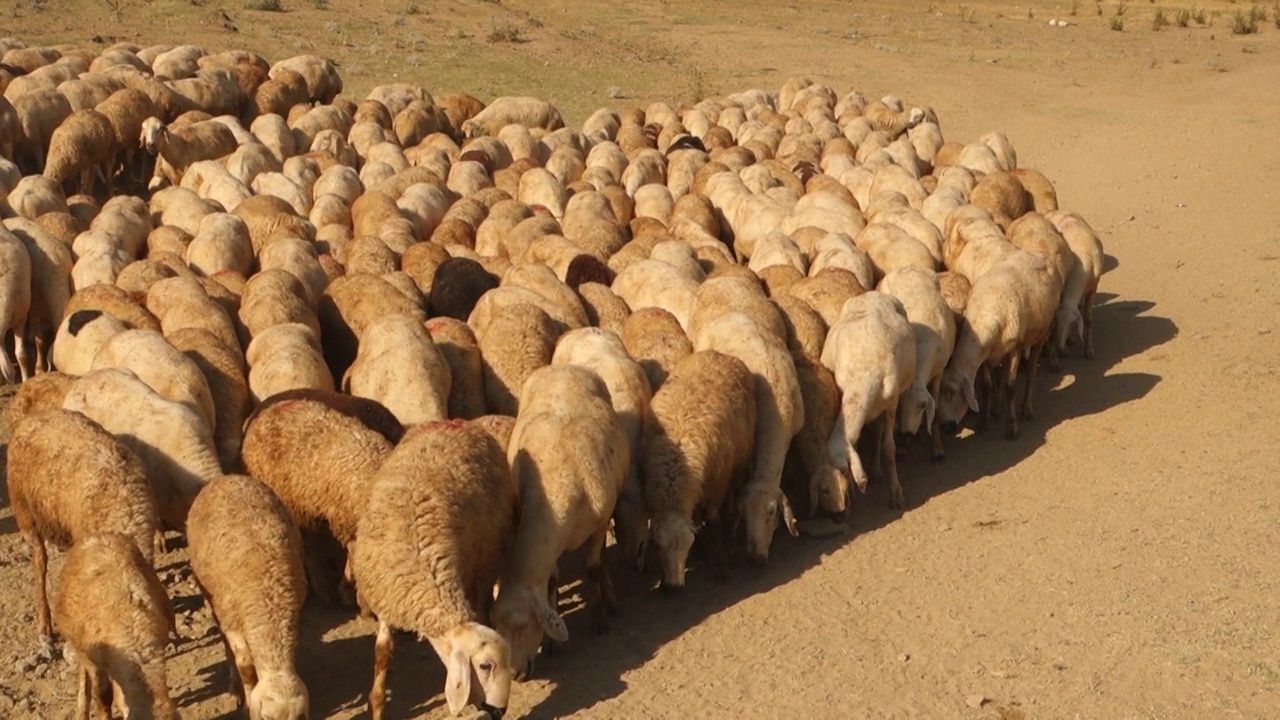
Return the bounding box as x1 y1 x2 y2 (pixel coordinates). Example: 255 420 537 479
2 0 1280 717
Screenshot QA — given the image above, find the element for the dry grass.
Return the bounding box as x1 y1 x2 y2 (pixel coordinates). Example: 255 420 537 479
1177 7 1193 24
1153 6 1169 26
1229 5 1261 31
1112 15 1127 28
245 0 284 10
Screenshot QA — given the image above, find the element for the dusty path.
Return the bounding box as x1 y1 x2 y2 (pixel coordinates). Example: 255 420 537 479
2 1 1279 717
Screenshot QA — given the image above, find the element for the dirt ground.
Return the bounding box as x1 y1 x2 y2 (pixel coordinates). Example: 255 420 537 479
3 0 1280 717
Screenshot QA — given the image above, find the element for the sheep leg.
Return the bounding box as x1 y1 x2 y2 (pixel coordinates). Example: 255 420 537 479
705 504 732 585
33 331 49 375
226 631 257 706
369 620 394 720
90 667 112 720
542 570 563 658
29 535 54 660
1021 341 1045 421
1004 353 1022 440
929 375 945 463
584 526 615 635
74 664 91 720
881 407 905 509
13 321 31 382
976 365 994 432
1082 292 1096 359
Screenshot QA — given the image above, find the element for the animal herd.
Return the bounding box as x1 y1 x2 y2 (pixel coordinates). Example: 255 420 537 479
0 33 1105 720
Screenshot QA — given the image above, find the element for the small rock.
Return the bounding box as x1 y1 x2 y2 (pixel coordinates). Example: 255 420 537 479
966 694 989 709
1259 328 1272 336
606 86 624 99
898 652 911 663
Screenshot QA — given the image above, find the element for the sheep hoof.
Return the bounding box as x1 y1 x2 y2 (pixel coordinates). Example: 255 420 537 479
888 488 906 510
1084 347 1096 360
930 449 946 464
1005 426 1020 441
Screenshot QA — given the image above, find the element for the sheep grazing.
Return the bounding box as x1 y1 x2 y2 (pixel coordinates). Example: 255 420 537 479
352 420 516 720
140 115 238 188
643 350 758 589
937 251 1064 440
43 108 116 197
239 391 397 604
551 326 654 570
0 225 31 383
1046 210 1105 359
53 533 178 720
186 474 309 719
6 409 158 657
821 291 918 509
343 313 452 426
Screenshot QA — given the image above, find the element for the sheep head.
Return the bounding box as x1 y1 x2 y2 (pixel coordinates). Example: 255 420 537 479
649 512 695 590
809 463 850 520
739 483 797 567
490 585 567 682
937 368 978 434
431 622 513 718
248 671 309 720
140 117 167 155
611 486 650 573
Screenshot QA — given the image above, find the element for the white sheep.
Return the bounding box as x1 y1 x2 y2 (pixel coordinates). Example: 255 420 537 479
343 313 452 426
90 327 218 435
820 291 918 509
1046 210 1105 359
491 365 629 679
0 224 31 382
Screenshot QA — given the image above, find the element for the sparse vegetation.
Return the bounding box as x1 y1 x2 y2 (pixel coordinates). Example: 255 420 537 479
101 0 123 20
1116 1 1129 16
1229 6 1259 32
1071 0 1082 14
1096 1 1104 14
310 0 328 8
1176 7 1191 25
486 20 527 43
1153 6 1168 27
1194 6 1208 22
959 4 978 22
1112 15 1126 28
245 0 283 10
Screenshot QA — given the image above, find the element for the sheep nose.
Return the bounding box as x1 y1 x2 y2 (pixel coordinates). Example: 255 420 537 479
941 421 959 435
659 581 684 596
481 703 506 719
746 553 767 568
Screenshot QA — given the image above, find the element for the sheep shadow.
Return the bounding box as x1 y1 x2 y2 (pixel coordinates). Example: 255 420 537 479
512 292 1176 719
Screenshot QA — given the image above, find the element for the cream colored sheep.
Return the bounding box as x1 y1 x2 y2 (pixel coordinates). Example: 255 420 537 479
91 326 217 432
352 420 515 719
245 322 334 402
492 365 628 678
551 327 654 570
0 225 31 382
620 306 691 392
51 308 126 375
877 267 957 462
63 366 221 529
6 217 72 374
4 370 74 427
168 327 248 471
7 409 158 657
53 533 177 720
821 291 917 509
937 251 1064 440
238 268 319 341
642 349 757 588
461 95 565 138
186 474 309 719
1046 210 1105 359
43 108 116 196
343 313 451 426
474 301 562 416
611 258 699 333
426 316 487 420
141 115 238 188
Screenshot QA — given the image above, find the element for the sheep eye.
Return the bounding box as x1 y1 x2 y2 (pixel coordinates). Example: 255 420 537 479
479 661 494 673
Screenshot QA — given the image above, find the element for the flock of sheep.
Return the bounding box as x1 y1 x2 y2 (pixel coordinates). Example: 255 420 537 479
0 33 1105 720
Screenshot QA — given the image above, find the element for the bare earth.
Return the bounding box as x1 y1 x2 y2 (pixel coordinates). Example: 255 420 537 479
2 0 1279 717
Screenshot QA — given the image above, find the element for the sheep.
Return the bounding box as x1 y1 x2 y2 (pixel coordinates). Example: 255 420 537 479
642 349 757 589
344 313 451 426
820 291 918 509
1011 167 1059 214
426 316 487 420
43 109 116 196
245 322 334 402
611 258 700 333
551 327 654 570
186 474 309 719
969 170 1030 229
9 89 72 174
53 533 177 720
5 369 74 427
462 95 565 138
576 281 631 335
240 392 396 606
1046 210 1105 359
877 267 957 462
317 272 426 382
7 408 157 656
352 420 516 719
168 327 249 471
51 307 126 375
141 115 238 188
620 306 692 392
937 251 1064 440
0 225 31 382
185 211 254 278
238 268 319 341
96 88 159 185
690 308 802 563
91 327 217 434
475 301 562 416
784 355 844 518
63 367 221 530
492 365 629 679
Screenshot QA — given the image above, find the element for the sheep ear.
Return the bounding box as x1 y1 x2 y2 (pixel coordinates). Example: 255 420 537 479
962 376 979 414
443 647 472 716
780 494 799 537
535 595 569 642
